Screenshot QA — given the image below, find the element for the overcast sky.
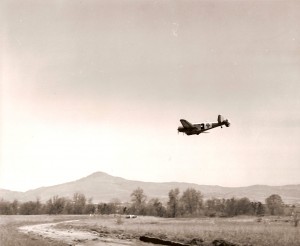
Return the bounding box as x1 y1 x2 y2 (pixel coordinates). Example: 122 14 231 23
1 0 300 192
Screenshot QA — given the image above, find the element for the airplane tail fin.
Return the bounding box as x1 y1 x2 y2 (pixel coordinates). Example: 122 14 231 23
180 119 194 128
218 115 224 123
218 115 230 127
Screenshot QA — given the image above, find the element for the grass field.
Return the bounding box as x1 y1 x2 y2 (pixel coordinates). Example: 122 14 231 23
1 215 300 246
56 215 300 246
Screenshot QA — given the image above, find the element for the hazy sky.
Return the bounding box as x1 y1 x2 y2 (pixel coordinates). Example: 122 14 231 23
1 0 300 192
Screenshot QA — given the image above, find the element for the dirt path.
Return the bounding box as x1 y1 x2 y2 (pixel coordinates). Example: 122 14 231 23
19 220 149 246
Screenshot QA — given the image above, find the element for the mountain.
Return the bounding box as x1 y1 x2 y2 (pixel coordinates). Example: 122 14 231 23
0 189 23 201
1 171 300 204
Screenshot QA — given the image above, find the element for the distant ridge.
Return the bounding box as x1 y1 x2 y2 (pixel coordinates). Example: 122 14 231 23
1 171 300 204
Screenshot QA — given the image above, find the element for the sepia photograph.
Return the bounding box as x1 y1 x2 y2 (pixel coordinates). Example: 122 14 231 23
1 0 300 245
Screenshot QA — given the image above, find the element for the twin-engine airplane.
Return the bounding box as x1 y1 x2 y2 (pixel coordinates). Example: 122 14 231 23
178 115 230 135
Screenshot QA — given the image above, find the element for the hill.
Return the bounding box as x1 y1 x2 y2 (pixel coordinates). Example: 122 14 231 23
1 172 300 204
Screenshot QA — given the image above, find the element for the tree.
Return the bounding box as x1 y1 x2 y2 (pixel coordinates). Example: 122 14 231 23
63 198 74 214
73 193 87 214
45 198 54 214
98 203 113 214
292 210 299 227
167 188 180 217
84 198 96 214
236 197 252 215
45 196 66 214
225 198 238 217
256 202 265 216
97 199 120 215
251 202 265 216
19 199 41 215
0 199 12 215
180 188 203 216
205 198 226 217
11 200 19 215
109 198 121 214
265 194 284 215
130 187 147 215
146 198 166 217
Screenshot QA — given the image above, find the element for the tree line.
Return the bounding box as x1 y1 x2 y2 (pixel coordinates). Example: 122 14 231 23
0 188 291 217
127 188 282 217
0 193 96 215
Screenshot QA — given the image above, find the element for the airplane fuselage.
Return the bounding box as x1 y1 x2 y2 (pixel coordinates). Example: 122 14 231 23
177 115 230 135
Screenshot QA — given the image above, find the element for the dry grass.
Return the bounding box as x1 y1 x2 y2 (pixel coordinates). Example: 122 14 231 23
1 215 300 246
58 215 300 246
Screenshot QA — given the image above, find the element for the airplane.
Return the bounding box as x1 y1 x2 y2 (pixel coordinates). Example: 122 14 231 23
177 115 230 135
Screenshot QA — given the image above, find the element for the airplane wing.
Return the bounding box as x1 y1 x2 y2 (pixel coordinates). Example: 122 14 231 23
180 119 195 129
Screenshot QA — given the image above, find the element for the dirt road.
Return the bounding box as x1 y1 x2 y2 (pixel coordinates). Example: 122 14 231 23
19 220 151 246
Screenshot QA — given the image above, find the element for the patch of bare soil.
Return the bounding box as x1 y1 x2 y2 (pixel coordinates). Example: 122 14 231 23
19 220 151 246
